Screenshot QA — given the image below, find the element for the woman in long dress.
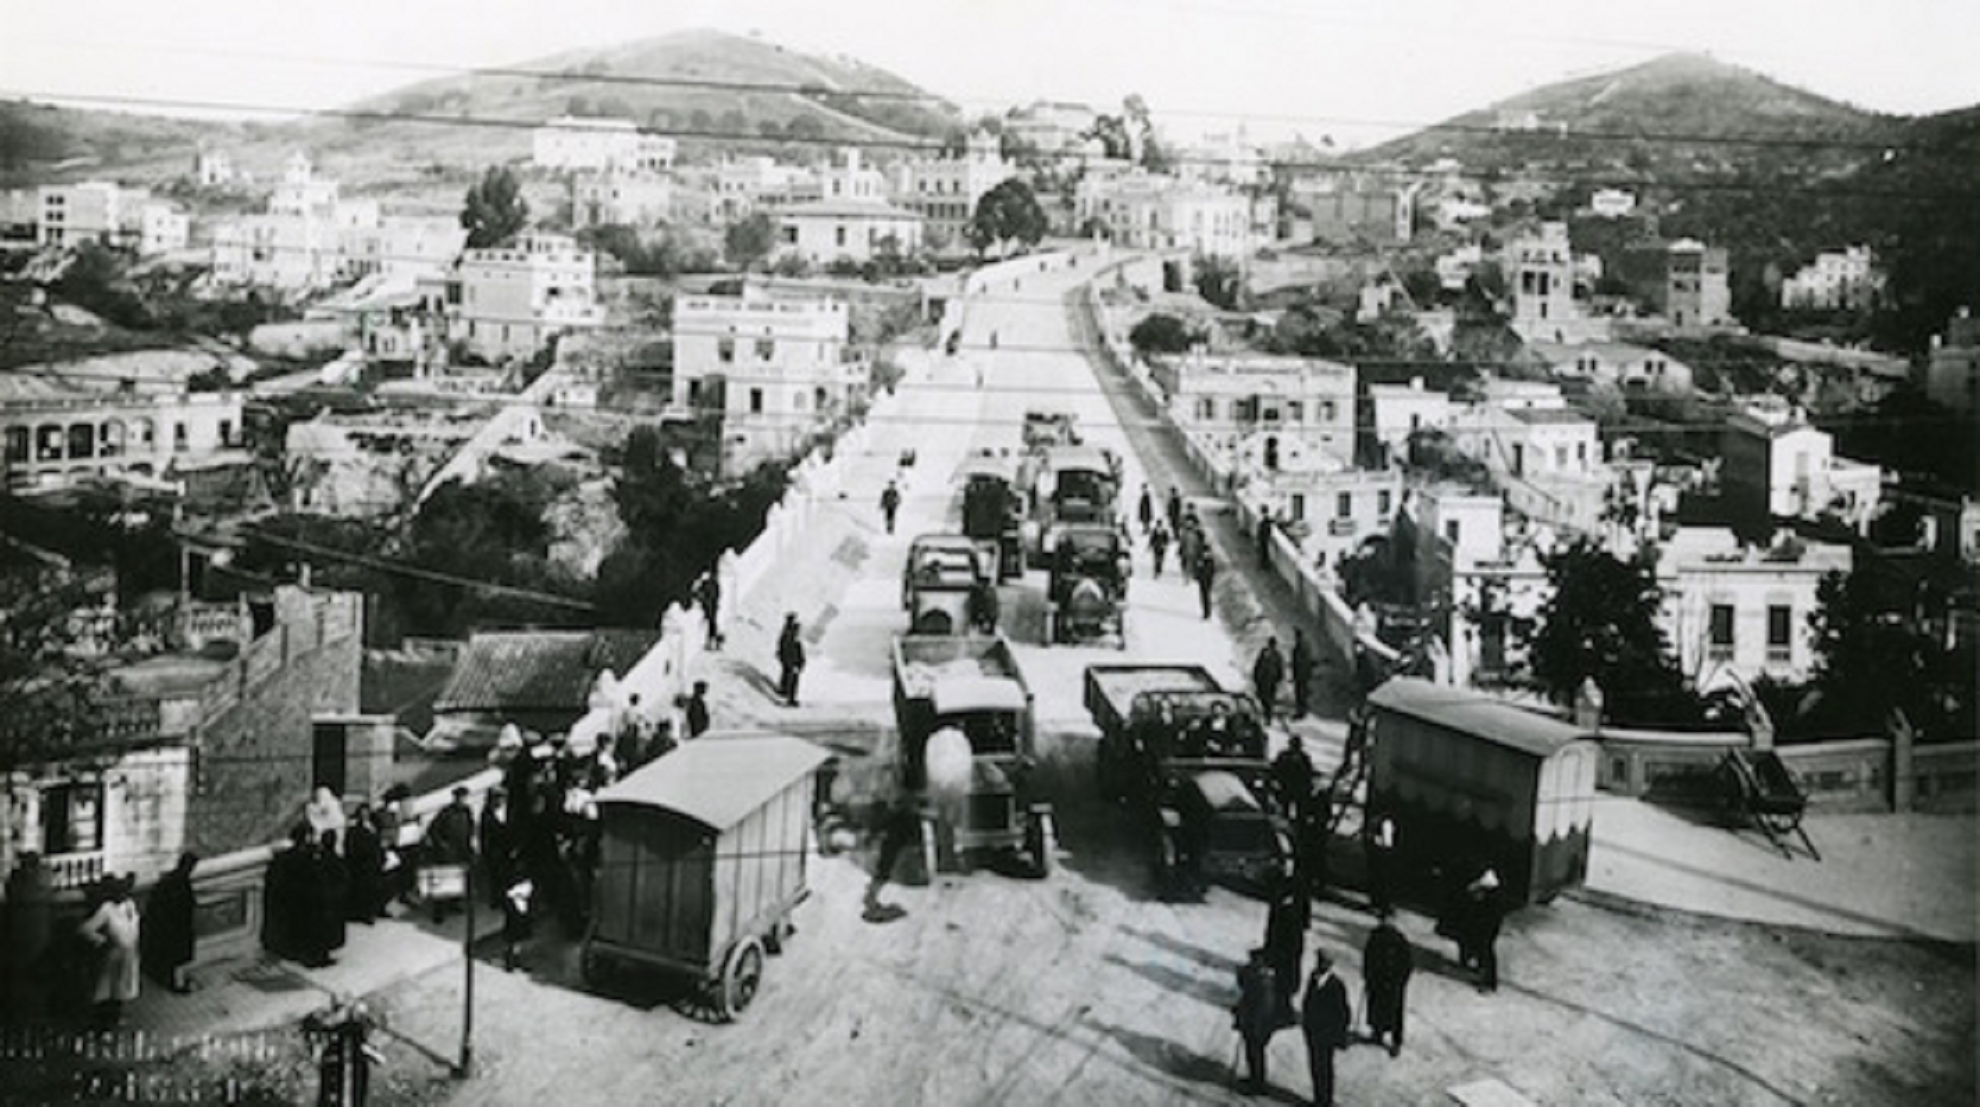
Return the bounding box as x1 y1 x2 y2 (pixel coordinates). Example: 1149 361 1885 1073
79 874 142 1026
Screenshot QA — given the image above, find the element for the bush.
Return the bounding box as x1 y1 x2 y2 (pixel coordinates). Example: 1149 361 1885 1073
1129 313 1196 356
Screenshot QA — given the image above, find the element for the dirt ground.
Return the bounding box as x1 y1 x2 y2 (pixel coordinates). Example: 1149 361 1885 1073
352 263 1975 1107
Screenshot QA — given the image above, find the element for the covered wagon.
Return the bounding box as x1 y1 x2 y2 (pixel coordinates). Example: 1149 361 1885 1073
1365 679 1598 906
584 735 830 1019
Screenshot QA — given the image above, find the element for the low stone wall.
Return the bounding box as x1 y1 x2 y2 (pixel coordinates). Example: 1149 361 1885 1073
1591 727 1978 815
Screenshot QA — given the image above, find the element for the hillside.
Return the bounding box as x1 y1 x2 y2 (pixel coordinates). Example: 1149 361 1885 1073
1359 53 1887 175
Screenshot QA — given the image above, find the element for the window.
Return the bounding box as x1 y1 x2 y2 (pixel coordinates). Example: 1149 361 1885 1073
1335 492 1352 519
1576 442 1588 465
1320 401 1337 422
1445 520 1461 544
755 339 775 361
749 388 764 415
172 423 189 451
219 420 235 447
717 338 735 364
1195 398 1216 422
42 781 104 855
1767 605 1793 663
1289 493 1305 521
1285 401 1303 423
1377 489 1393 516
4 427 27 464
1708 603 1735 661
835 226 848 247
781 226 797 245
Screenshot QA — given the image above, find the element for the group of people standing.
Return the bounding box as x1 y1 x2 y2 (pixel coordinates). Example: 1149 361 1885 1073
1136 485 1220 620
1249 629 1318 725
1 851 200 1028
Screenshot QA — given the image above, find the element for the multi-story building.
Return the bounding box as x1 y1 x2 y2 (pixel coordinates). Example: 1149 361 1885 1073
1656 526 1853 690
1925 306 1979 418
1003 100 1099 154
1367 377 1458 463
209 153 352 290
1180 129 1266 189
1721 397 1883 536
672 287 865 474
193 145 234 188
1588 188 1637 218
447 232 605 362
888 131 1017 246
38 181 142 248
711 156 819 222
138 202 191 256
1243 455 1404 574
1527 340 1695 396
2 377 248 492
775 199 924 266
1780 245 1885 311
336 213 467 283
531 115 676 173
1292 177 1414 245
570 167 676 230
1075 172 1254 259
1620 238 1732 328
1155 349 1356 469
1507 221 1577 338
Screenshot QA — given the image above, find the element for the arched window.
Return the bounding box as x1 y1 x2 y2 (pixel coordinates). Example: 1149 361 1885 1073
36 424 65 462
99 420 126 458
68 423 96 460
4 426 27 464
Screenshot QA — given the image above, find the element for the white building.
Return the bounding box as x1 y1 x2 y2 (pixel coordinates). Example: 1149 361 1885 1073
1656 526 1854 691
1925 307 1979 418
571 168 676 229
775 199 924 267
1588 188 1637 218
532 116 677 173
1155 350 1356 470
672 287 865 473
1367 377 1458 463
711 157 818 222
1004 100 1098 154
1180 129 1266 188
2 377 248 493
337 214 467 283
38 181 141 248
209 153 351 290
193 145 234 188
1507 221 1576 339
1721 397 1883 535
889 131 1017 246
1243 455 1404 574
1780 245 1885 311
138 202 191 256
1527 340 1695 396
1076 172 1254 259
448 232 605 362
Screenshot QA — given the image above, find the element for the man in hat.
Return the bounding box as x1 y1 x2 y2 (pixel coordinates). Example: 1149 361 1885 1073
1136 485 1153 533
1300 950 1352 1106
142 852 198 993
1362 906 1414 1056
1252 637 1285 725
777 613 807 706
695 569 724 650
880 481 902 535
1461 867 1505 992
423 787 476 922
1195 551 1218 620
1262 873 1309 1026
1232 947 1281 1095
685 681 712 739
479 787 516 911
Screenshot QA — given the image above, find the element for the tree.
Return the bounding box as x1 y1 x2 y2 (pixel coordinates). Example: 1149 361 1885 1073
1128 313 1196 356
1803 567 1965 735
1085 115 1133 161
724 213 779 271
967 179 1049 257
1524 540 1696 725
0 563 111 772
1194 256 1243 311
460 166 529 249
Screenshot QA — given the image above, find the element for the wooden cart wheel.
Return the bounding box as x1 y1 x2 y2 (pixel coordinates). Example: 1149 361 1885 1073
719 938 766 1021
1026 811 1057 878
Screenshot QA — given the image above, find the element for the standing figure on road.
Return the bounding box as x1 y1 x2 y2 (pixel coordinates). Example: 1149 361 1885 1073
1262 875 1309 1026
1252 637 1286 724
863 794 921 923
777 612 808 707
1272 735 1315 823
1460 868 1505 992
423 787 477 924
1365 812 1398 914
695 570 724 650
1232 947 1282 1095
685 680 712 738
1195 552 1218 620
1300 951 1353 1107
479 788 517 912
78 874 141 1027
1148 522 1171 577
1165 487 1183 535
880 481 903 535
1291 630 1315 719
1255 511 1275 564
1136 485 1154 533
1362 906 1415 1057
141 852 197 994
968 576 1001 634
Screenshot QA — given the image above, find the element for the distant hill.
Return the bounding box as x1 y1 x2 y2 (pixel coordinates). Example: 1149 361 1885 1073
1358 53 1887 176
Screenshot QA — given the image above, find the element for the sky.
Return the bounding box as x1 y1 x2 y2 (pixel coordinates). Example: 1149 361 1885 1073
2 0 1975 146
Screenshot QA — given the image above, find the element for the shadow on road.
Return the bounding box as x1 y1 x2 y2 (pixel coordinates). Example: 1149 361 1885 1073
1101 952 1233 1010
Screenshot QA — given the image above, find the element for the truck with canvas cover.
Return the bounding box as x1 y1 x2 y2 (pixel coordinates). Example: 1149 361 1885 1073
901 534 995 635
1024 443 1120 557
957 455 1024 580
891 634 1052 875
1084 664 1288 897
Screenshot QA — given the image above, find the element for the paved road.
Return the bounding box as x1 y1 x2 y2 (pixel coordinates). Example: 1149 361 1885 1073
364 262 1973 1107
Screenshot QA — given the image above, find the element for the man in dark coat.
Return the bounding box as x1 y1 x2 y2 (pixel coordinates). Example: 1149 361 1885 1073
695 570 724 650
1136 485 1153 533
344 805 386 923
1255 511 1274 563
685 681 712 738
1232 947 1281 1095
1194 552 1217 620
1272 735 1315 823
479 788 517 911
1461 868 1505 992
424 787 477 922
1290 630 1315 719
3 852 55 1018
1262 876 1309 1025
880 481 902 534
1301 951 1353 1106
141 852 198 993
777 613 807 706
1165 487 1182 535
312 831 349 966
1252 638 1286 724
262 825 311 962
1148 522 1170 576
1362 907 1414 1056
1365 813 1398 914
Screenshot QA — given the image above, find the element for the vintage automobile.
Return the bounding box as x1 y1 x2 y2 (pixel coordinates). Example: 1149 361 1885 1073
958 456 1025 581
1044 523 1129 647
1085 664 1288 898
584 736 831 1020
1023 444 1120 557
901 534 995 635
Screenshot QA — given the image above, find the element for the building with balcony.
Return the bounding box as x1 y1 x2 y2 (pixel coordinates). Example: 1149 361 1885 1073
888 130 1016 246
672 287 864 473
1155 349 1356 469
1588 189 1637 218
1 378 248 493
1721 397 1884 537
532 115 676 173
1655 526 1853 691
710 156 819 222
1507 221 1577 340
1075 172 1254 259
447 232 605 362
1781 245 1884 311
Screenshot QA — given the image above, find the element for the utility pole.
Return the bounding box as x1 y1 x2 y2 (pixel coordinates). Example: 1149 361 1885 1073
457 865 474 1079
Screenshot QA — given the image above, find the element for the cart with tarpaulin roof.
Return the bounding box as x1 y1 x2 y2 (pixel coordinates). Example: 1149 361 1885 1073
1364 679 1598 906
583 735 831 1019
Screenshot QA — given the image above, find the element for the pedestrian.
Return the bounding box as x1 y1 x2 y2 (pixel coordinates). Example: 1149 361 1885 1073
1195 552 1217 620
262 824 310 961
968 576 1001 634
1165 487 1182 535
880 481 902 535
777 612 807 707
500 875 534 972
1252 637 1286 724
1362 906 1415 1057
1148 521 1170 576
1263 874 1309 1026
305 786 346 853
3 852 55 1020
141 852 198 994
1366 813 1398 915
1462 868 1505 992
863 793 921 922
312 830 349 966
1271 734 1315 822
1256 511 1275 564
695 570 724 650
1231 947 1281 1095
78 874 141 1027
1136 485 1154 533
345 804 386 923
479 788 517 911
1291 630 1315 719
685 680 712 738
1296 802 1332 902
423 787 476 923
1300 950 1352 1106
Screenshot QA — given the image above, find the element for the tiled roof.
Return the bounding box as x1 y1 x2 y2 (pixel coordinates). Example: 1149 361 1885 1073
1508 406 1593 425
433 629 663 715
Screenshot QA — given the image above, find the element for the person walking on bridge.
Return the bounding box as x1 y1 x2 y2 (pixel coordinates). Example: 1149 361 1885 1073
1253 637 1286 725
1137 485 1154 534
1148 521 1171 577
880 481 902 535
777 613 808 707
1195 551 1218 620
